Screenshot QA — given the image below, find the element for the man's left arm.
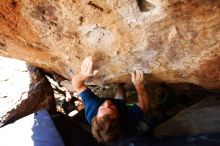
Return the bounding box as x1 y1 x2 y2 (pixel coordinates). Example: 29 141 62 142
131 71 150 114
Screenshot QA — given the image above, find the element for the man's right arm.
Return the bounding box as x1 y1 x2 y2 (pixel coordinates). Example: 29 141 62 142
71 56 98 94
71 73 88 94
71 56 100 123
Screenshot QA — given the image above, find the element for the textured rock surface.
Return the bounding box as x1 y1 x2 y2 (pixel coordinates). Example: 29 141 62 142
0 56 29 125
0 0 219 89
153 96 220 136
0 56 55 127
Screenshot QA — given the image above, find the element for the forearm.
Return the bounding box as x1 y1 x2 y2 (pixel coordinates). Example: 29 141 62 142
71 73 88 94
136 85 150 113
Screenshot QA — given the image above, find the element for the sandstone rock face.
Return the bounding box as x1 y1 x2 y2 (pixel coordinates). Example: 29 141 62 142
0 0 219 89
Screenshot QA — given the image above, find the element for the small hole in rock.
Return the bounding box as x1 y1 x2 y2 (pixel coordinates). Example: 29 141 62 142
137 0 155 12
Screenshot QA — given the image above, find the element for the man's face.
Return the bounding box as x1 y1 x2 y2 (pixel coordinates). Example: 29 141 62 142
97 100 118 119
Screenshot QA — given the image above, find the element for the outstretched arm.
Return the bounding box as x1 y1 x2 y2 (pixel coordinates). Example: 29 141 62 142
131 70 150 114
71 56 98 94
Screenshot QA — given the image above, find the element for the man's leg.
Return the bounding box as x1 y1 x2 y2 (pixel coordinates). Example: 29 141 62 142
114 83 126 100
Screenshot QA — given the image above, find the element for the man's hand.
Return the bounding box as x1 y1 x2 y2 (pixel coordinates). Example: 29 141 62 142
80 56 98 79
72 56 98 94
131 70 144 90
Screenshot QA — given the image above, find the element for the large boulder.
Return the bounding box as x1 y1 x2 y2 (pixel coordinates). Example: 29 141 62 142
0 57 30 126
0 0 219 89
0 57 56 127
154 95 220 136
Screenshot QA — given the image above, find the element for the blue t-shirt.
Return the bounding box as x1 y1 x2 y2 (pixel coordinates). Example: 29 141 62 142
79 88 146 137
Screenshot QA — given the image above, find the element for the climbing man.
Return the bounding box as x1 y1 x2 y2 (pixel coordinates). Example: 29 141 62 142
71 56 151 144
